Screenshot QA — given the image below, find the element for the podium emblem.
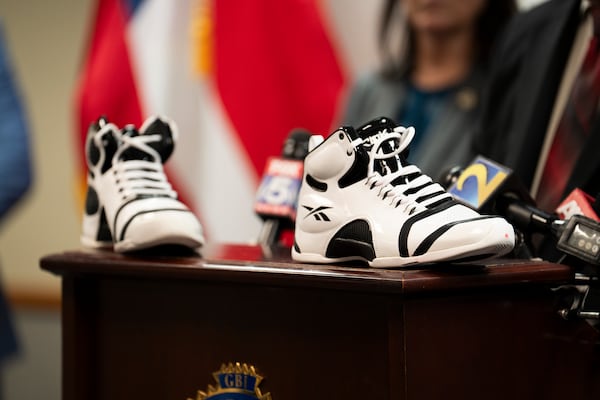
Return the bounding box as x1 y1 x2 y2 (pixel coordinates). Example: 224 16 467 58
189 362 272 400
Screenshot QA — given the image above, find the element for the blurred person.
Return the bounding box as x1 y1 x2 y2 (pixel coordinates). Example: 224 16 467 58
475 0 600 258
0 23 31 220
0 19 33 393
343 0 516 178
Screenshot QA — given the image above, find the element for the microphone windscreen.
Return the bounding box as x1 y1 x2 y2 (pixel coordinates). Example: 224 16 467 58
282 129 311 160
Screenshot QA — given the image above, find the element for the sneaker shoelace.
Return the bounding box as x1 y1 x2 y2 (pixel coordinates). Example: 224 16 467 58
351 126 452 214
113 133 177 201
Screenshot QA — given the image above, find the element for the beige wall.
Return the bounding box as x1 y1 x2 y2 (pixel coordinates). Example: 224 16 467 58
0 0 94 298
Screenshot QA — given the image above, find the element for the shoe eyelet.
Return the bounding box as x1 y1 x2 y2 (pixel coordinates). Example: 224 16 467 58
338 132 344 140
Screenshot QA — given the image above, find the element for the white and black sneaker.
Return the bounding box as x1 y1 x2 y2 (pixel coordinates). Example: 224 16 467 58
292 119 515 267
81 116 204 253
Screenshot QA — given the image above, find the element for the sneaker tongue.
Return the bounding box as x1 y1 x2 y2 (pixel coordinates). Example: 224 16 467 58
118 119 175 163
356 117 398 139
119 126 153 162
141 118 175 162
357 117 409 175
121 125 138 138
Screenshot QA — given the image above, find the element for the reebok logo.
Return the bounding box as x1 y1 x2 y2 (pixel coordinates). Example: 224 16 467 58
302 205 332 221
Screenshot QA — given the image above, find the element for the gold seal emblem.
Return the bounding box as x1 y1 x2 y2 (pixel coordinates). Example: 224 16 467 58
188 362 272 400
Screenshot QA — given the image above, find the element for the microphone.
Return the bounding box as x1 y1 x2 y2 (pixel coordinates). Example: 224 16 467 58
445 156 600 266
553 189 600 266
556 188 600 222
553 214 600 266
445 156 550 233
255 129 311 246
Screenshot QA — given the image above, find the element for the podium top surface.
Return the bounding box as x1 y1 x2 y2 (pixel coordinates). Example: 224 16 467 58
40 243 574 295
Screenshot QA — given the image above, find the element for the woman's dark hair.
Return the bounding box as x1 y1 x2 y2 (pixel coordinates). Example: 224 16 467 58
379 0 517 78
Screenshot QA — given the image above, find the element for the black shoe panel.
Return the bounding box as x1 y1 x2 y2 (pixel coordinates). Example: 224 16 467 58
100 130 119 173
338 147 369 189
305 174 327 192
326 219 375 261
87 137 101 168
84 185 100 215
97 208 113 242
141 118 175 162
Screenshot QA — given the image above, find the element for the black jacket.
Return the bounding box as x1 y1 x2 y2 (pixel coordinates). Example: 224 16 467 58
476 0 600 199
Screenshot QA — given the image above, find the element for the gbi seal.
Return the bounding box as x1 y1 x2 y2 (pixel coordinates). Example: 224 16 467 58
189 362 272 400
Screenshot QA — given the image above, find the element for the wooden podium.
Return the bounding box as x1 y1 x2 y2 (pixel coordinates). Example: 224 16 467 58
40 244 600 400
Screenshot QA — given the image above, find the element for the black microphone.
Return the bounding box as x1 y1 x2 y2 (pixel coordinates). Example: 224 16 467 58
444 155 551 233
255 129 311 246
282 129 311 160
445 156 600 266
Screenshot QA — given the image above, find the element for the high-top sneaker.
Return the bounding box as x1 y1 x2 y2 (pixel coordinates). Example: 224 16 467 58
292 123 515 267
81 116 204 252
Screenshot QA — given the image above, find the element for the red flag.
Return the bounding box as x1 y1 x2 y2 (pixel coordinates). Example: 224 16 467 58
214 0 345 174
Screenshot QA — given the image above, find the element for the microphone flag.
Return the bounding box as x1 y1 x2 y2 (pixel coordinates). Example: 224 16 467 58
254 157 303 220
448 156 516 212
556 188 600 222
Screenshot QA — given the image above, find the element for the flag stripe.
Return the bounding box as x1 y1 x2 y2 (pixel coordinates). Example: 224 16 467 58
213 0 346 175
76 0 143 138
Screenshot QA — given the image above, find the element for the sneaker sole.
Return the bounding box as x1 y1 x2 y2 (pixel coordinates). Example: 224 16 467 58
293 222 515 268
115 234 204 253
